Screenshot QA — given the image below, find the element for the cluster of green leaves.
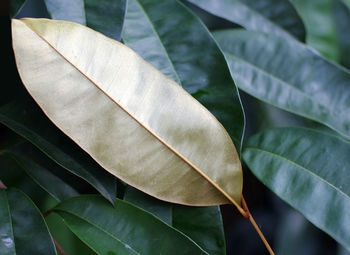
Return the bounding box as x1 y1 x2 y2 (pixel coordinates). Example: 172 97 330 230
2 0 350 254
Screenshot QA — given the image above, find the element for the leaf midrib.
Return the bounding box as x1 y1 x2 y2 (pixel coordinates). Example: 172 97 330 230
22 20 238 207
5 191 17 255
56 210 141 255
245 147 349 199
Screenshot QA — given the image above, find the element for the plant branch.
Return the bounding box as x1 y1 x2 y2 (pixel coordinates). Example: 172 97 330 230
241 195 274 255
52 236 67 255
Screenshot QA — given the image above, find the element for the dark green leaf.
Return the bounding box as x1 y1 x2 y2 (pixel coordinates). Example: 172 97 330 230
243 127 350 251
54 195 208 255
124 187 226 255
10 0 26 17
214 29 350 139
0 100 116 203
290 0 340 61
43 0 127 40
3 151 79 202
122 0 245 150
0 188 57 255
334 0 350 69
186 0 305 41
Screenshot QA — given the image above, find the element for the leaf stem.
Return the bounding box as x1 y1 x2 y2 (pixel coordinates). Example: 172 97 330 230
241 195 274 255
52 236 67 255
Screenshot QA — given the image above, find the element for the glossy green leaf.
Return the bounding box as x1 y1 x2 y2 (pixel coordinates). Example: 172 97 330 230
10 0 26 17
290 0 340 61
3 151 79 201
0 188 57 255
44 0 127 40
243 127 350 251
122 0 245 150
214 29 350 139
12 18 243 206
186 0 305 41
124 187 226 255
334 0 350 69
0 100 116 203
54 195 208 254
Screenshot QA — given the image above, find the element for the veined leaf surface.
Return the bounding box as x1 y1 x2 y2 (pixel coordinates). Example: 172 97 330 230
54 195 208 254
12 18 242 206
122 0 245 150
243 127 350 251
214 29 350 139
186 0 305 41
0 188 57 255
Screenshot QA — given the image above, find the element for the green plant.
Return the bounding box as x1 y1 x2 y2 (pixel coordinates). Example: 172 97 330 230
1 0 350 254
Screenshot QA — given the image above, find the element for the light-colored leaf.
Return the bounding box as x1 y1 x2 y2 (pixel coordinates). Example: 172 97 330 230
243 127 350 251
214 29 350 139
0 188 57 255
122 0 245 150
12 18 242 206
186 0 305 41
54 195 209 255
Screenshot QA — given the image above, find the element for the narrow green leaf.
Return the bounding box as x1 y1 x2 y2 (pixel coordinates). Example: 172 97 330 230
243 127 350 251
0 100 116 203
43 0 127 40
186 0 305 41
290 0 340 61
122 0 245 150
3 151 79 202
124 187 226 255
10 0 26 18
0 188 57 255
334 0 350 69
214 29 350 139
54 195 208 255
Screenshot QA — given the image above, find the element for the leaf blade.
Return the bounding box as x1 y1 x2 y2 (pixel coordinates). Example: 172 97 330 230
12 18 243 206
214 29 350 139
54 195 208 255
0 188 57 255
122 0 245 150
243 127 350 251
124 187 226 255
43 0 127 41
186 0 306 41
0 100 116 203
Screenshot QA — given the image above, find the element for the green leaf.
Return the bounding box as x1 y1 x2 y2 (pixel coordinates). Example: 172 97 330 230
0 188 57 255
10 0 26 18
124 187 226 255
122 0 245 150
334 0 350 69
3 151 79 202
54 195 208 255
290 0 340 61
243 127 350 251
214 29 350 139
43 0 127 40
186 0 305 41
0 100 116 203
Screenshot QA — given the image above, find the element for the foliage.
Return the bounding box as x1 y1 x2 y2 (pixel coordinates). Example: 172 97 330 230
1 0 350 254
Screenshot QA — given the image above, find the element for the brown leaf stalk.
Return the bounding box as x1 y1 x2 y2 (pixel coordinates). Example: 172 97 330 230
241 195 274 255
